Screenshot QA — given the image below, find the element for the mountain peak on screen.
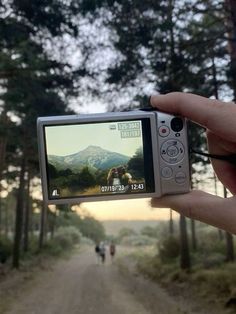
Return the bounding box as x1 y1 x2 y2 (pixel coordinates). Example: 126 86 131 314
48 146 130 172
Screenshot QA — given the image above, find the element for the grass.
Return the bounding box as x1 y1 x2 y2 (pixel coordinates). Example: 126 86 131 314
125 246 236 312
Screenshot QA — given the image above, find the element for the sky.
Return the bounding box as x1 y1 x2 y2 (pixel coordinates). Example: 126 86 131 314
45 120 143 157
76 199 179 221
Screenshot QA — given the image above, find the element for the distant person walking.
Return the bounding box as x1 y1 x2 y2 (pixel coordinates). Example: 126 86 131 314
99 242 106 264
95 243 100 264
109 242 116 262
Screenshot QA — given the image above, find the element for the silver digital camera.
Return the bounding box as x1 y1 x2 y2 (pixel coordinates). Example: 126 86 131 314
37 110 190 205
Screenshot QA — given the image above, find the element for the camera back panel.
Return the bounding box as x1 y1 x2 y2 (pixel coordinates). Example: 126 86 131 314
37 110 190 205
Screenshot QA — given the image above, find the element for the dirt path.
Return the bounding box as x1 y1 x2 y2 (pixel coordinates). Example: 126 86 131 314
1 248 227 314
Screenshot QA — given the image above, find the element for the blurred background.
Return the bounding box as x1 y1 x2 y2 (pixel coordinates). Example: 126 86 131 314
0 1 236 313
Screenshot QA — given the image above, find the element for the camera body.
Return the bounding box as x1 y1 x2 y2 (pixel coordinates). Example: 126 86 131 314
37 110 190 205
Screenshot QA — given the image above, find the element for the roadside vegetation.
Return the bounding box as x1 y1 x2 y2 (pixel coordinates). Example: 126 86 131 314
114 222 236 312
0 209 105 272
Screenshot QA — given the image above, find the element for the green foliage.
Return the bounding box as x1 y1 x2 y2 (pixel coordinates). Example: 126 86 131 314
121 234 156 246
78 216 105 242
133 249 176 282
57 226 81 244
133 247 236 307
53 233 73 251
191 265 236 296
94 169 108 186
118 227 137 241
41 226 81 256
80 236 94 246
0 236 12 263
49 165 97 192
53 226 81 250
127 147 144 179
43 240 64 257
78 167 96 188
55 211 106 242
140 226 158 238
158 236 180 262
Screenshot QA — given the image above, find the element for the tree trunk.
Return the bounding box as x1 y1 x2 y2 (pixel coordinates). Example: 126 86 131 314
225 232 234 262
191 219 197 251
12 156 26 268
179 215 191 270
23 170 30 252
4 198 9 236
218 229 224 241
0 111 8 234
225 0 236 100
50 213 56 239
39 202 48 249
223 187 234 261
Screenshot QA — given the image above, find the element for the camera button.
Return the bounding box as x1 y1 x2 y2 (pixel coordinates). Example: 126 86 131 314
161 140 185 164
159 126 170 137
161 167 173 178
175 172 186 184
167 145 179 157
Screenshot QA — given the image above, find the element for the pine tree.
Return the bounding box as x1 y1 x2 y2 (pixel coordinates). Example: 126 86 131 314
0 0 80 268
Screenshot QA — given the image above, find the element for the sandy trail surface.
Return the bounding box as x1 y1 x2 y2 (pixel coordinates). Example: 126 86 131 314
2 248 227 314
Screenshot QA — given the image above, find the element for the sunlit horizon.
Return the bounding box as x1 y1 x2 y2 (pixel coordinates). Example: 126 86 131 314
75 198 178 221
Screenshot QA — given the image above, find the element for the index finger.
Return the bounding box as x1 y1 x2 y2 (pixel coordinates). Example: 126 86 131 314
151 190 236 234
150 92 236 142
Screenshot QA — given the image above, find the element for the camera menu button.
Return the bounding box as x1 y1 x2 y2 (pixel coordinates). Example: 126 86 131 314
161 167 173 178
175 172 186 184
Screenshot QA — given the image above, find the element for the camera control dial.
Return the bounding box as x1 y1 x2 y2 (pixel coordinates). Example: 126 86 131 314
161 139 185 164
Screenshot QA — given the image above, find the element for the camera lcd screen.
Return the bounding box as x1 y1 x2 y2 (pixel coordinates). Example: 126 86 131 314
44 118 155 200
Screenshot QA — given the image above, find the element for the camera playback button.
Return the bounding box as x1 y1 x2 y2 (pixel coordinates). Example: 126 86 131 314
161 166 173 178
159 126 170 137
175 172 186 184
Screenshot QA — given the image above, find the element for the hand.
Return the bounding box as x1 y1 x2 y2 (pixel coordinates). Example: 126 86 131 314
150 92 236 234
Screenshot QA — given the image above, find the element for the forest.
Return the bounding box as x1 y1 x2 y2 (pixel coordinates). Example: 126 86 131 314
0 0 236 312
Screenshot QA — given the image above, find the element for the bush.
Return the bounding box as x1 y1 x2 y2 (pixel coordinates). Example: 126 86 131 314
54 226 81 250
197 229 225 255
192 266 236 295
121 235 157 246
158 236 180 262
80 237 94 245
0 236 12 264
43 240 64 256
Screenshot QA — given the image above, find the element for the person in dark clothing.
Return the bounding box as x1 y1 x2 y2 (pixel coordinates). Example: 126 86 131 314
95 243 100 264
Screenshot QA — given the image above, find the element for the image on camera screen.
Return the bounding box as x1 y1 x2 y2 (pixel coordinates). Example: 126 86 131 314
44 119 154 199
